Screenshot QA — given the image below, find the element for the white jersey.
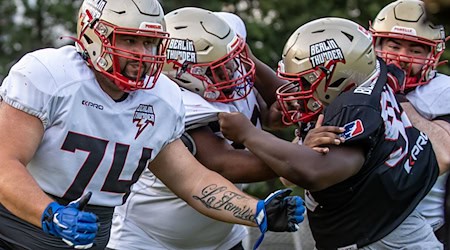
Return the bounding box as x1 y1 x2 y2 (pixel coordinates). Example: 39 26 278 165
108 12 261 250
407 73 450 120
108 87 261 250
407 73 450 230
0 46 185 207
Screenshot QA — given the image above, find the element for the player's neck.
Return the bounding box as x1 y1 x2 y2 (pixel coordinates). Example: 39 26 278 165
93 71 128 101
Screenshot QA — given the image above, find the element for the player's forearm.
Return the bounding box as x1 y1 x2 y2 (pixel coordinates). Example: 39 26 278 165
402 102 450 174
0 159 52 227
185 170 258 227
210 151 278 183
433 120 450 174
241 128 320 186
242 127 363 190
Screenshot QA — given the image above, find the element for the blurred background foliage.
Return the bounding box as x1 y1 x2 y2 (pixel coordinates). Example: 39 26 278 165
1 0 449 197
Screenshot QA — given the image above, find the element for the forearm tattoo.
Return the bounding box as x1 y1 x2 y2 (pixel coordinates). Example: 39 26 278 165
193 184 255 222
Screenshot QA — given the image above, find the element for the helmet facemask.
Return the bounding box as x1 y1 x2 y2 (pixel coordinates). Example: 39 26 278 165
76 0 170 92
369 0 448 92
167 36 255 102
202 37 255 102
163 7 255 103
78 19 169 91
277 59 342 125
372 33 443 91
276 17 377 126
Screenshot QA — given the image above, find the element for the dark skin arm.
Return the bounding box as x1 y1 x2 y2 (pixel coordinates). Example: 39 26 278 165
187 115 344 183
187 125 278 183
218 112 365 191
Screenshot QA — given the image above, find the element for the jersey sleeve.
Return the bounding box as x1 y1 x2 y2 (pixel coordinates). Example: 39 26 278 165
435 115 450 123
0 53 57 128
323 102 383 152
159 75 185 143
181 88 237 130
407 74 450 119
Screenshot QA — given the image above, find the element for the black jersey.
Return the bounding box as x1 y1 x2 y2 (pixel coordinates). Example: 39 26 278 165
307 59 439 249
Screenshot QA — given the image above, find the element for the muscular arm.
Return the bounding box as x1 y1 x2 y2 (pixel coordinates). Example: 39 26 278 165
0 102 52 227
401 102 450 174
219 112 365 191
242 128 364 191
148 138 258 226
188 126 278 183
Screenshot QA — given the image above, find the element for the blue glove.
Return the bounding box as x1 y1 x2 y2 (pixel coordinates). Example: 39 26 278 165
253 189 305 249
41 192 98 249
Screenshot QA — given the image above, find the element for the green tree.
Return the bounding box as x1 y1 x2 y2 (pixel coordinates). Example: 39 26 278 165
0 0 81 81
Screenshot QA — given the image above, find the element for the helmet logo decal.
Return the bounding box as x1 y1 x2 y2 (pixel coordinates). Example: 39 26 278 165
133 104 155 139
309 39 344 68
166 39 197 64
84 0 107 18
391 26 417 36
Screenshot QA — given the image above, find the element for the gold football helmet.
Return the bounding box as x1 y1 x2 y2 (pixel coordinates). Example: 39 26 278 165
163 7 255 102
277 17 377 124
76 0 170 91
370 0 447 90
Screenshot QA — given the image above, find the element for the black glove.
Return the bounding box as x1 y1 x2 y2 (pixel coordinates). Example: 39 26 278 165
253 189 305 249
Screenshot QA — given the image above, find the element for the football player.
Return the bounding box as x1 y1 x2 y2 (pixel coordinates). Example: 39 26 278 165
218 17 446 249
0 1 305 249
107 7 342 250
370 0 450 244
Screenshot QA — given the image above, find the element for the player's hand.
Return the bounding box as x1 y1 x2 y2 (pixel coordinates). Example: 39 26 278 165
386 63 406 93
41 192 98 249
218 112 256 144
303 114 344 154
265 102 290 129
253 189 304 249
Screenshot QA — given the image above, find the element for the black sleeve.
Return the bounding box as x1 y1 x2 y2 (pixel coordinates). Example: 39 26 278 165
323 104 382 148
435 115 450 123
180 132 197 155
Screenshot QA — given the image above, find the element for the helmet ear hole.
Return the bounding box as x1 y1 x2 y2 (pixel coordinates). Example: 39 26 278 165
83 35 93 45
329 78 345 88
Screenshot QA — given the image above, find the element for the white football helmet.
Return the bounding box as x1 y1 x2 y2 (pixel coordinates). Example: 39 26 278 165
370 0 447 90
76 0 170 91
277 17 377 125
163 7 255 102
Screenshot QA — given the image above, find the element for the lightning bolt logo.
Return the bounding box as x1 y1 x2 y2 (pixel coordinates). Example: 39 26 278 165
133 104 155 139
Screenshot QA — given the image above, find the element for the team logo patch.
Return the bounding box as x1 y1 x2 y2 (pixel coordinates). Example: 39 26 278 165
340 119 364 140
133 104 155 139
309 39 344 68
